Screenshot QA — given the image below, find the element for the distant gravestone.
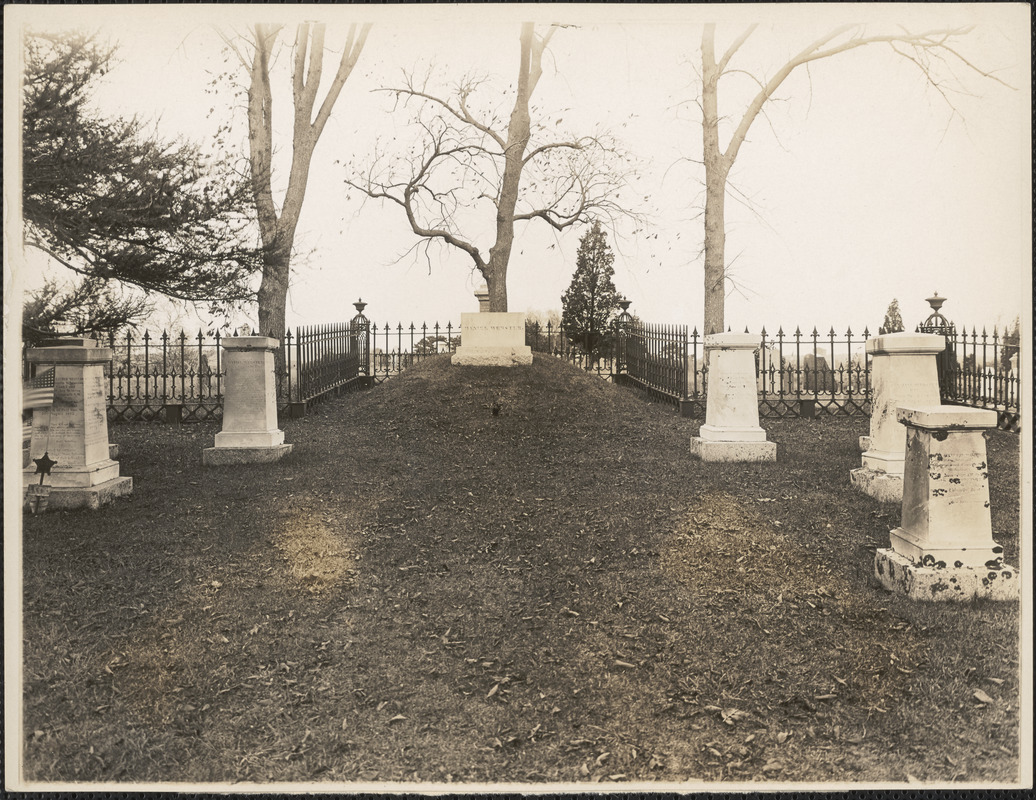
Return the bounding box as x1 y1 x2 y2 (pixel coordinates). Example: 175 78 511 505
452 312 533 367
802 353 831 393
690 332 776 462
474 283 491 313
23 338 132 510
850 332 944 502
202 336 292 465
874 405 1018 601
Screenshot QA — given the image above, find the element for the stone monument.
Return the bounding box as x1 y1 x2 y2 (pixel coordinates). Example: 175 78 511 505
850 332 945 502
202 336 293 465
23 338 132 510
452 286 532 367
690 332 776 462
874 405 1018 601
474 283 491 313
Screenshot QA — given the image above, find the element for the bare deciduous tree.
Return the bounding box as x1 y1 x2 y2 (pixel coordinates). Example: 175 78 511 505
223 22 371 344
346 23 638 312
697 24 1011 335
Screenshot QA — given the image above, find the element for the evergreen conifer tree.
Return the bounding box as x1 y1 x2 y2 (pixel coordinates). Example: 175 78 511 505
561 221 621 357
882 299 905 334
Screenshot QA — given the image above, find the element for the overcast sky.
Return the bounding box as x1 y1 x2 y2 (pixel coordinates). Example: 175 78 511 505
6 3 1031 337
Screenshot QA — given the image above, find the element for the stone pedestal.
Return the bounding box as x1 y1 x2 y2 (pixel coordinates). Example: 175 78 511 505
452 312 533 367
690 333 776 462
202 337 293 465
850 332 945 502
474 283 491 313
874 405 1018 601
22 338 132 510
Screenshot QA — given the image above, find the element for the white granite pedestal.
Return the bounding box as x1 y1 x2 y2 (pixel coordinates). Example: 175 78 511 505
690 333 776 462
452 312 533 367
202 336 293 465
874 405 1018 601
22 339 132 510
851 332 945 502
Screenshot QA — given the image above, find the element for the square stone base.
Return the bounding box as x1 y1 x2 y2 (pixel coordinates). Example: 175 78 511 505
24 459 121 489
874 548 1019 602
202 443 293 466
889 526 1002 569
690 437 776 462
452 346 533 367
699 424 768 442
25 476 134 511
214 429 285 448
850 467 903 503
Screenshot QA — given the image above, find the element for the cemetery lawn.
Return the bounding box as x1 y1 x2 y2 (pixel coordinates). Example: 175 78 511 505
21 355 1021 787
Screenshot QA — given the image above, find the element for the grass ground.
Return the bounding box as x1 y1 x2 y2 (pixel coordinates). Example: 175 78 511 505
20 355 1022 786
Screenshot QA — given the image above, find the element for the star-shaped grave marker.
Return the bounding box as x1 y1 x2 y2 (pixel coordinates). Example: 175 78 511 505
33 452 57 485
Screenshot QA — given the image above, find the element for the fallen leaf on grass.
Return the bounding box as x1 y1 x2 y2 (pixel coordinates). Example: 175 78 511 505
972 689 995 705
487 683 499 698
776 731 790 744
614 660 636 669
762 760 783 772
388 714 407 724
721 708 750 725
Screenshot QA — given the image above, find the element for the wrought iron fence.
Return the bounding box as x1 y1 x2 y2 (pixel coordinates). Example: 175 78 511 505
281 322 369 414
21 322 369 423
22 310 1019 430
752 326 872 418
103 329 225 422
368 321 461 383
930 325 1021 430
615 320 689 408
525 320 616 378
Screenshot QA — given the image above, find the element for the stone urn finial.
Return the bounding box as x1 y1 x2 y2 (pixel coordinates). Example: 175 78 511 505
925 292 945 313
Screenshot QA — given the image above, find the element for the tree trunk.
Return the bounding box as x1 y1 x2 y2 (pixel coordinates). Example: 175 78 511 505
256 240 291 340
483 22 537 313
484 258 509 312
701 25 727 337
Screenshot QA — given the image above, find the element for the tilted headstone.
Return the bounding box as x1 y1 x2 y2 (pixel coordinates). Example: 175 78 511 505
23 338 132 510
452 312 533 367
874 405 1018 601
850 332 945 502
690 332 776 462
202 336 293 465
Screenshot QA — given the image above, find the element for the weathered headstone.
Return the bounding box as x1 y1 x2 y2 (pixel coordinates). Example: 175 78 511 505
802 352 831 393
452 312 533 367
850 332 945 501
874 405 1018 601
690 332 776 462
202 336 293 465
23 338 132 510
